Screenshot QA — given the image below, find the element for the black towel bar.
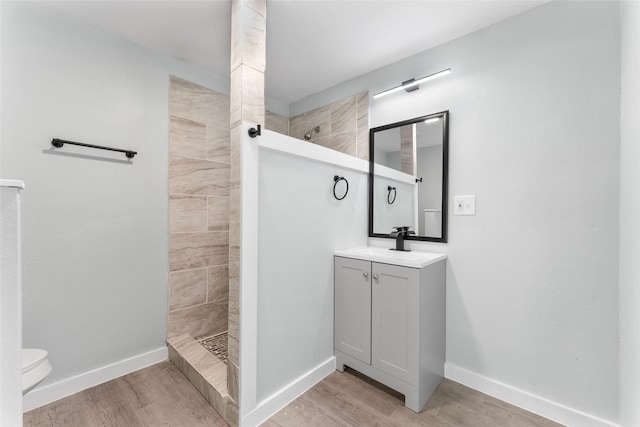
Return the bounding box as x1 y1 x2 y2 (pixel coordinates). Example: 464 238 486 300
51 138 137 159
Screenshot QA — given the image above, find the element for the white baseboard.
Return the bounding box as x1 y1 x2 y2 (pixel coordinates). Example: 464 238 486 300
242 356 336 427
23 346 168 412
445 363 618 427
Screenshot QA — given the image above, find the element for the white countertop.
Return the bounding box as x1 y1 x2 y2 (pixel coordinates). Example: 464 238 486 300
334 246 447 269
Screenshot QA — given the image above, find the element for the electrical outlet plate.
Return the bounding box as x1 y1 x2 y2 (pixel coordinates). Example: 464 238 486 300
454 195 476 215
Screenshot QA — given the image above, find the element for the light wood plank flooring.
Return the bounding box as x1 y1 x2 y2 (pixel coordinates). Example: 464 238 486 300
265 368 562 427
24 361 227 427
25 362 562 427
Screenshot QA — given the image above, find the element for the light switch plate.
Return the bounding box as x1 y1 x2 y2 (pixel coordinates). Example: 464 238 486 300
454 195 476 215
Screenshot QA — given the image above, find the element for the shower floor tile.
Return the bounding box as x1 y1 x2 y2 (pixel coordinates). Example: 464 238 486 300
198 331 228 365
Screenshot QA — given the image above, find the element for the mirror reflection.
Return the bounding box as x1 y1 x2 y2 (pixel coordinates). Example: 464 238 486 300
369 111 448 242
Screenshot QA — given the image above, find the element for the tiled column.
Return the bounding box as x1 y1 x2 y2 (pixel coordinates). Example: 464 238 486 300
229 0 266 420
401 124 417 176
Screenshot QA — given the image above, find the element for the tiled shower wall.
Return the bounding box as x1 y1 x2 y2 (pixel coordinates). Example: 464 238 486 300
168 76 230 340
265 92 369 161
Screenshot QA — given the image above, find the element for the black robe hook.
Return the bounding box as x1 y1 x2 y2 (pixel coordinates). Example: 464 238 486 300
248 124 261 138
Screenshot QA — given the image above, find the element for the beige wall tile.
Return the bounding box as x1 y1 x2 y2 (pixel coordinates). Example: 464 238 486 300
169 194 207 233
227 361 239 402
208 196 229 231
231 1 266 73
170 77 230 127
230 0 241 73
356 91 370 161
289 105 331 141
168 345 185 372
167 300 228 339
169 268 207 311
228 185 240 246
241 65 265 126
289 92 369 160
208 265 229 302
206 382 227 419
227 331 239 374
357 127 370 161
265 111 289 135
170 116 207 159
230 69 242 129
169 155 230 197
195 355 227 390
227 271 239 366
242 0 266 17
315 132 357 157
400 124 416 175
186 362 207 396
229 128 242 188
230 65 266 128
169 232 229 271
224 397 239 427
206 125 230 164
330 96 356 135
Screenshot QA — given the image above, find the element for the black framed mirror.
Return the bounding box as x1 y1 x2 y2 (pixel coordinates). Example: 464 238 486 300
369 111 449 243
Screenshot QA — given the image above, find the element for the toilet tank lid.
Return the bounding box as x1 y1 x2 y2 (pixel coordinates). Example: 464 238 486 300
0 179 25 189
22 348 48 373
424 209 442 212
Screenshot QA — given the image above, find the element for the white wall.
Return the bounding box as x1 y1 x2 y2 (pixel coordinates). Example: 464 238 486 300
619 2 640 426
294 1 620 423
256 134 368 402
373 175 414 234
1 1 228 393
0 184 24 425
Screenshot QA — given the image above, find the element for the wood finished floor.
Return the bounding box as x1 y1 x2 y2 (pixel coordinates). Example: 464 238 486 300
24 361 227 427
265 368 562 427
25 362 562 427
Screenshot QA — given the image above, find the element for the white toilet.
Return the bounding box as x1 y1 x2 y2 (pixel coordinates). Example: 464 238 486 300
424 208 442 238
22 348 52 395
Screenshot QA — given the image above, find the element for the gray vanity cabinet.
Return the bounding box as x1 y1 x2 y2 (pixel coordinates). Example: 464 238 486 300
371 262 421 384
334 257 371 364
334 255 446 413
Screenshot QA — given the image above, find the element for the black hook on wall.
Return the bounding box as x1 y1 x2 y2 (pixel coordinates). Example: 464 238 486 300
387 186 397 204
333 175 349 200
248 124 262 138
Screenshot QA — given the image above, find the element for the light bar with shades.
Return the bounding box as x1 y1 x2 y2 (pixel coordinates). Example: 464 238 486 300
373 68 451 99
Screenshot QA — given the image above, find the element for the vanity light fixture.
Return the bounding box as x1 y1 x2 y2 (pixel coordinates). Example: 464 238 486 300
424 117 441 124
373 68 451 99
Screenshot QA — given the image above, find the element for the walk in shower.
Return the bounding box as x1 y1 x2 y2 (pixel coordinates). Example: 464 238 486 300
166 76 234 424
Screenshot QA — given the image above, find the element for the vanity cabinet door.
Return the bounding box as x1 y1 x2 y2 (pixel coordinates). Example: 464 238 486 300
371 262 420 385
335 257 371 364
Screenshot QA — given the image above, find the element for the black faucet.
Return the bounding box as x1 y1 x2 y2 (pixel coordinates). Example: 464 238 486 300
390 226 414 252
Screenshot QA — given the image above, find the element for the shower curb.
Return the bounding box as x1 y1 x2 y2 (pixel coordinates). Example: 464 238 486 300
167 334 237 427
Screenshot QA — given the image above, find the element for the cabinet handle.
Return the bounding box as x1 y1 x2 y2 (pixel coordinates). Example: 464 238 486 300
373 274 379 280
363 272 368 278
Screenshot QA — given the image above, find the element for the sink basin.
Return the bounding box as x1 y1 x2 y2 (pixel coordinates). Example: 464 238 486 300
334 246 446 269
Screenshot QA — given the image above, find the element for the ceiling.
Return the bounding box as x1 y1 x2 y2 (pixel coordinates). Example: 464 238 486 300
35 0 547 106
